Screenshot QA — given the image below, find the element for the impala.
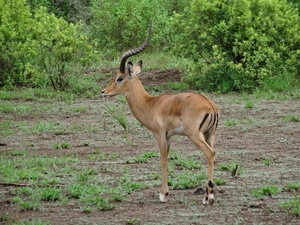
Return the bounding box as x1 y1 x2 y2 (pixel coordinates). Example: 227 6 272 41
102 23 220 205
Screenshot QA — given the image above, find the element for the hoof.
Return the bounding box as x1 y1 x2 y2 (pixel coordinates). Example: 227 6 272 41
203 194 214 205
159 193 167 203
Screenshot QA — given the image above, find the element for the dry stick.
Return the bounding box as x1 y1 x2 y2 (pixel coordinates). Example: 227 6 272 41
0 182 66 188
0 182 32 187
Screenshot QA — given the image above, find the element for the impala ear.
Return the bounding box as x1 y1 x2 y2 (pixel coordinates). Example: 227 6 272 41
135 60 143 75
127 62 134 77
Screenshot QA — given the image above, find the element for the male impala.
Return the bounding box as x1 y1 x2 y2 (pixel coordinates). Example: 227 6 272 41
102 23 219 205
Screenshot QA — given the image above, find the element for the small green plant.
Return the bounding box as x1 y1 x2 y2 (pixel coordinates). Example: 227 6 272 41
11 195 40 211
284 114 300 123
168 81 189 91
41 188 62 202
245 100 254 109
252 185 280 198
10 149 26 156
214 177 226 185
105 105 128 131
224 119 237 126
53 142 71 149
263 158 271 166
218 160 244 176
169 152 202 170
72 106 87 114
132 152 158 163
284 182 300 192
168 170 205 189
280 196 300 217
127 217 138 225
0 120 14 138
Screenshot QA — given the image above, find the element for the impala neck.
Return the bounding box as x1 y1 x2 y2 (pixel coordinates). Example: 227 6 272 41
125 77 155 126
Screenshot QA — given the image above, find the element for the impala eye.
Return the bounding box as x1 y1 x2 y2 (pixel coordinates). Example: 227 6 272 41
116 77 124 82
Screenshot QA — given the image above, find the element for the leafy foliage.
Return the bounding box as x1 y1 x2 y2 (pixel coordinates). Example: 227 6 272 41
171 0 300 92
89 0 187 57
0 0 97 89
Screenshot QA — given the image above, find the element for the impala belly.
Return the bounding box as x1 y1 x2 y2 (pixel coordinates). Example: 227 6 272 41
166 120 184 137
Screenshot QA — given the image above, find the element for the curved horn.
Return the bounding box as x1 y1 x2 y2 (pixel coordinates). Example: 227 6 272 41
119 22 152 73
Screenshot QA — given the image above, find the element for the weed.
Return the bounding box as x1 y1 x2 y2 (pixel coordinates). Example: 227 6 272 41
173 155 202 170
214 177 226 185
81 206 92 213
41 188 62 201
252 185 280 198
71 106 87 114
0 120 14 138
245 100 254 108
218 160 244 176
131 151 158 163
224 119 236 126
168 170 205 189
168 81 189 91
127 217 138 224
280 196 300 217
11 195 40 211
263 158 271 166
105 105 128 131
284 182 300 192
53 142 71 149
151 172 160 180
10 149 26 156
284 114 300 123
35 121 55 133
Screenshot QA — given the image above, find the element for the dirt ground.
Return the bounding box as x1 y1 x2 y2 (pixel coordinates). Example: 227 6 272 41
0 70 300 225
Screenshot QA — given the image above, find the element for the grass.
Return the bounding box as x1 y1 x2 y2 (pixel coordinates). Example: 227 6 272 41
126 151 159 164
252 185 281 198
280 197 300 217
0 149 149 212
284 114 300 123
0 68 300 223
218 160 244 176
104 105 128 131
0 212 50 225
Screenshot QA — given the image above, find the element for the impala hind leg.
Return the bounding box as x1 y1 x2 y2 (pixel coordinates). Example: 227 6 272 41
189 133 215 205
156 134 170 203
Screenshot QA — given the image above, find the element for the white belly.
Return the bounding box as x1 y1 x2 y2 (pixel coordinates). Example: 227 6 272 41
167 125 184 137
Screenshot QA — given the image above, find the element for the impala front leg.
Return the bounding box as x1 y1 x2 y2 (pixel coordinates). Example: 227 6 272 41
156 134 169 203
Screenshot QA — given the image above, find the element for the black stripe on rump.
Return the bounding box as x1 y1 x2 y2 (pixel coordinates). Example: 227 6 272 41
199 113 210 131
216 113 219 129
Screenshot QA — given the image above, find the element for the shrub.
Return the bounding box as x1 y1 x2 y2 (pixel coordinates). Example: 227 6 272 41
31 7 97 90
89 0 188 57
0 0 33 86
171 0 300 92
0 0 97 90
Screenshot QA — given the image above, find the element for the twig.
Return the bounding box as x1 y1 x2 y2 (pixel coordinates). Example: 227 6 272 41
0 182 33 187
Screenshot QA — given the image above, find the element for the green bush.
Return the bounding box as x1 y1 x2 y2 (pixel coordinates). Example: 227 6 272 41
0 0 97 90
31 7 97 90
171 0 300 92
0 0 33 86
90 0 188 57
27 0 92 24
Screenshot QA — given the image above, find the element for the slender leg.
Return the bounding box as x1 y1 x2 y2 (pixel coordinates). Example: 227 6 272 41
156 134 169 202
189 133 215 205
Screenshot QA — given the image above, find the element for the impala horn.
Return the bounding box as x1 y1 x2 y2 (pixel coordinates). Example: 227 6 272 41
119 22 152 74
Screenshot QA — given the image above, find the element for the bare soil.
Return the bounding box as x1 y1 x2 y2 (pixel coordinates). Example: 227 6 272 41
0 70 299 225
